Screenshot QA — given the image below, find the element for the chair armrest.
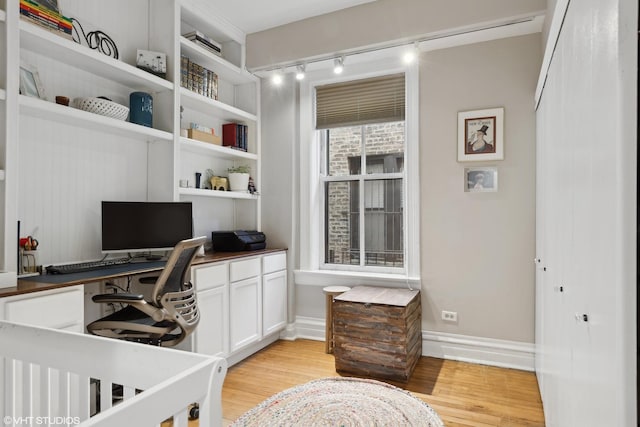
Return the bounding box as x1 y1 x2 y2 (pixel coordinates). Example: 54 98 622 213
92 293 144 303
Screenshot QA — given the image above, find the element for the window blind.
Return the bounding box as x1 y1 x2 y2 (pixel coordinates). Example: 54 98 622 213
315 73 405 129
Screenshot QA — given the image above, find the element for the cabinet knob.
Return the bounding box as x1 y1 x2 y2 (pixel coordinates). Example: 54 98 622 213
575 313 589 322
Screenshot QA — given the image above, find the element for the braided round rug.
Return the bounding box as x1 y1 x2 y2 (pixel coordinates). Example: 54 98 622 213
231 376 444 427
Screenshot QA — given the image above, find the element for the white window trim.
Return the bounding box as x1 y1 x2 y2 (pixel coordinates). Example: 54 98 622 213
297 55 421 288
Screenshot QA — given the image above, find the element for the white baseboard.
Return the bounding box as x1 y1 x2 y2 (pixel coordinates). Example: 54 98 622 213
288 316 325 341
423 331 535 372
289 316 534 372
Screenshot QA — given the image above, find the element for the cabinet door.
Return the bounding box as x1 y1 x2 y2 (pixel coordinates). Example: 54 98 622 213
262 270 287 336
194 286 228 358
229 276 261 352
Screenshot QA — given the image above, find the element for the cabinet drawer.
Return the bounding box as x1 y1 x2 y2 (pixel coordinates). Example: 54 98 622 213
230 257 261 282
193 263 228 291
263 252 286 274
4 286 84 330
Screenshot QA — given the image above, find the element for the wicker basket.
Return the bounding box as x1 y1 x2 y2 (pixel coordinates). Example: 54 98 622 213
72 97 129 121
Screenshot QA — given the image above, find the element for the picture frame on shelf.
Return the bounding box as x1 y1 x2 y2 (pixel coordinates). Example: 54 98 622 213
136 49 167 78
19 62 45 100
457 107 504 162
464 167 498 193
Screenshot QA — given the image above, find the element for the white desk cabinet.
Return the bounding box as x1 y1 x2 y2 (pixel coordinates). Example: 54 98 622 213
0 285 84 332
191 250 287 365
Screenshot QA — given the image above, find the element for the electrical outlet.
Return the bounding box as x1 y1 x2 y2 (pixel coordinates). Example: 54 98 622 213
442 310 458 322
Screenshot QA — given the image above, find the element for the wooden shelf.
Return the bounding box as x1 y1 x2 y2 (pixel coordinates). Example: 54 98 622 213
180 88 257 123
20 21 174 94
179 187 258 200
180 37 257 86
180 137 258 161
19 95 174 141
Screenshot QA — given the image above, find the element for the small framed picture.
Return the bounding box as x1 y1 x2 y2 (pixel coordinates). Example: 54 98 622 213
19 62 45 99
136 49 167 78
464 167 498 192
458 107 504 161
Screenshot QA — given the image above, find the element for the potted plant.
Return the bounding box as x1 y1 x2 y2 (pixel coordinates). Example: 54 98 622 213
227 164 251 192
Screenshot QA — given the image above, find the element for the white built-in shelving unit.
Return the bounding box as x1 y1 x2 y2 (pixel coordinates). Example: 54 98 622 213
177 0 261 237
0 0 262 285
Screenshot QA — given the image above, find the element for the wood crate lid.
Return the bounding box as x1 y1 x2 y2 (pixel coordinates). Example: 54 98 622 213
334 286 419 307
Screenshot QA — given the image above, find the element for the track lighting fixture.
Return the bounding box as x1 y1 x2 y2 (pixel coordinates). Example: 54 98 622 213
333 56 344 74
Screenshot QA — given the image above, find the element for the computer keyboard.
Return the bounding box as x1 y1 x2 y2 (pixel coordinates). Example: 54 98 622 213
46 257 131 274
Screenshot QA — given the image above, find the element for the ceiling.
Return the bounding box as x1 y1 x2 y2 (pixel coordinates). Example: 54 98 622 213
207 0 376 34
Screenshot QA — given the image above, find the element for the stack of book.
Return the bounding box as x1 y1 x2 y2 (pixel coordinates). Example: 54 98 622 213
20 0 72 40
222 123 248 152
182 30 222 57
180 55 218 100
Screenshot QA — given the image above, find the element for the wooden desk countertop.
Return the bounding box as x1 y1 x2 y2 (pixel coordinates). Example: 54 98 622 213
1 248 286 299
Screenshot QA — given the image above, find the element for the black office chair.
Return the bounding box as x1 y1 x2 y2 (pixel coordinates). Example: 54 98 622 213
87 236 206 347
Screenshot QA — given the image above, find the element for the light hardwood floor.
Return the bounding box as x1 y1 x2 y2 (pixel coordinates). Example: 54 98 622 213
221 339 545 426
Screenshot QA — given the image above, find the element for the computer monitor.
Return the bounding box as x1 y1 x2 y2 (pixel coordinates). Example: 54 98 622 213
101 201 194 254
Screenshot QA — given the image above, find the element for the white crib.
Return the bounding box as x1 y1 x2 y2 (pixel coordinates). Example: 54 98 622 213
0 321 228 427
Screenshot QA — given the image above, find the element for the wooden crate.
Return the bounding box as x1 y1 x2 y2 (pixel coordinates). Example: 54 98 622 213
333 286 422 382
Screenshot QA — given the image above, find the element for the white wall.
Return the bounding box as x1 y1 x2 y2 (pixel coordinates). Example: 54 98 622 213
535 0 637 425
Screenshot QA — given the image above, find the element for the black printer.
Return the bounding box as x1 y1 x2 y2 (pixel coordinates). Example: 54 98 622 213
211 230 266 252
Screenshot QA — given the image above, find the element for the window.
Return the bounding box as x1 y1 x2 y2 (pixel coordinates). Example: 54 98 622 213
316 74 406 270
321 124 405 268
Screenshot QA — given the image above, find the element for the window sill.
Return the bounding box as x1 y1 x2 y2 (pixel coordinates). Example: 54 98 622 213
294 269 421 289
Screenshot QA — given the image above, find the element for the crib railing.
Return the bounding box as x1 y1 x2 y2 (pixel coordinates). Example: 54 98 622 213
0 321 227 427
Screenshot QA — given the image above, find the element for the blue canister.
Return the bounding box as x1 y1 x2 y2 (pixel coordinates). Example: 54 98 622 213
129 92 153 127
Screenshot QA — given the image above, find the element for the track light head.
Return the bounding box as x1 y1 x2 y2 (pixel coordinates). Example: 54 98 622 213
295 64 306 80
271 71 283 85
333 56 344 74
403 42 419 64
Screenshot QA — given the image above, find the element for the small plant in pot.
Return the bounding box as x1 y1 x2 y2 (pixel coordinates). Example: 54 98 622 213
227 164 251 192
